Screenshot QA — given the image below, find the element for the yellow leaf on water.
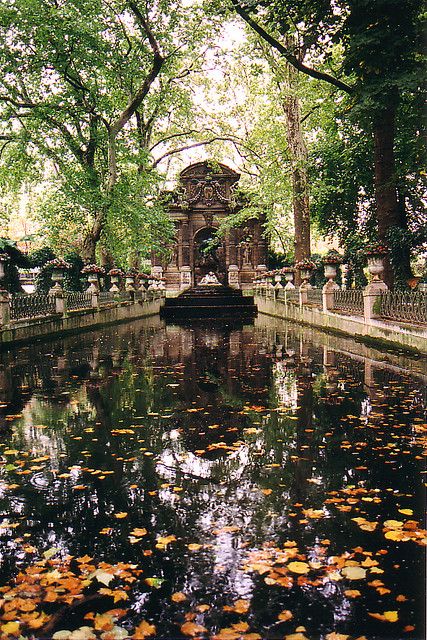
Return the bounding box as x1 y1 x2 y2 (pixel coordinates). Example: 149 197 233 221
368 610 398 623
132 620 156 638
383 520 403 529
287 561 310 574
1 621 20 636
171 591 187 603
384 530 410 542
187 543 202 551
181 621 208 636
341 566 366 580
114 512 128 519
344 589 361 598
278 609 293 621
398 508 413 516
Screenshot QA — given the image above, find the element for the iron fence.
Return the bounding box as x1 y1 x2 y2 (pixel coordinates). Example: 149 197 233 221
379 290 427 324
10 293 57 321
65 292 93 311
278 289 299 303
99 291 116 305
333 289 364 315
306 288 322 306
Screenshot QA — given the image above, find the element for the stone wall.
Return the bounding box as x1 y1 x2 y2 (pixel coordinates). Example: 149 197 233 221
0 297 164 347
255 293 427 355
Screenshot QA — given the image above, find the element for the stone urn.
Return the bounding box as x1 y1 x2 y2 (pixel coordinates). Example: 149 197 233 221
298 266 314 289
87 274 99 292
125 272 136 291
47 259 71 295
367 255 385 281
282 268 295 290
81 265 104 292
324 264 337 281
274 272 283 288
108 269 123 293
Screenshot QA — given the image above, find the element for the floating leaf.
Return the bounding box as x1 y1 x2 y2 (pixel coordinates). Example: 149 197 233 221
287 562 310 574
181 621 208 636
171 591 187 603
278 609 293 621
368 611 398 622
341 566 366 580
132 620 156 638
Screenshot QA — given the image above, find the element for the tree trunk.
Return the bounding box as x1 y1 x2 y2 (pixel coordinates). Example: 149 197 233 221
81 233 97 264
282 90 311 284
373 103 400 287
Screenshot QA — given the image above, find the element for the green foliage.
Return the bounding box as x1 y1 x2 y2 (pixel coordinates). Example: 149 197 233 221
0 239 30 292
29 247 56 268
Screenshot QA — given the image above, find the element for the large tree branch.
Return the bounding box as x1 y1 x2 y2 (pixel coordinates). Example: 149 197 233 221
128 1 162 57
151 136 262 168
231 0 354 94
109 56 163 137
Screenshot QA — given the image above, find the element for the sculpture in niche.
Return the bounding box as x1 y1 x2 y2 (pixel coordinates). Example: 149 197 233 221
199 271 221 286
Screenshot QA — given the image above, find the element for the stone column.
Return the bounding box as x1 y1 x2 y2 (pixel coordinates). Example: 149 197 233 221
228 228 238 265
181 218 190 266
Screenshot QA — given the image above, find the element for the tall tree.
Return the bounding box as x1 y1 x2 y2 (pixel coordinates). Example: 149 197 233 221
0 0 211 263
229 0 424 285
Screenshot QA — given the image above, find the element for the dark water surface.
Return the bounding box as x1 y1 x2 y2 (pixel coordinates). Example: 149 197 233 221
0 317 425 640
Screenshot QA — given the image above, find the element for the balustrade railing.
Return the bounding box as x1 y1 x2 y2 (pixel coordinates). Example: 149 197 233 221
65 292 93 311
10 293 57 321
333 289 364 315
379 290 427 324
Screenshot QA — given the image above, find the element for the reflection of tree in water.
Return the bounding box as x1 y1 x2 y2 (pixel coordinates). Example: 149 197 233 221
0 320 425 637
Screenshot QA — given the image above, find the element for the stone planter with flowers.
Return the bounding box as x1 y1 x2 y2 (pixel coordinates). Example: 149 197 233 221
295 259 316 289
47 258 72 295
321 251 342 311
81 264 105 293
322 250 342 283
281 266 295 290
364 243 388 282
108 268 124 293
125 268 138 292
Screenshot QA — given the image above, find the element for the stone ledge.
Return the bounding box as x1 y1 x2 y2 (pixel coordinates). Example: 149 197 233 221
0 298 164 348
256 294 427 355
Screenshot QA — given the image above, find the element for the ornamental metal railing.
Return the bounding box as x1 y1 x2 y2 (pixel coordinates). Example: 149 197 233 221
333 289 364 315
379 290 427 325
306 288 322 306
278 289 299 303
65 292 93 311
99 291 116 305
10 293 57 321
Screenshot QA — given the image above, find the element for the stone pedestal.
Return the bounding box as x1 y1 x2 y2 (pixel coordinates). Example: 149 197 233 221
54 292 65 315
180 266 192 290
363 280 388 323
0 292 10 327
322 280 339 312
228 265 239 288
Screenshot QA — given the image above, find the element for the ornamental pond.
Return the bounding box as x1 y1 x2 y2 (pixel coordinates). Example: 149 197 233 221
0 316 425 640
